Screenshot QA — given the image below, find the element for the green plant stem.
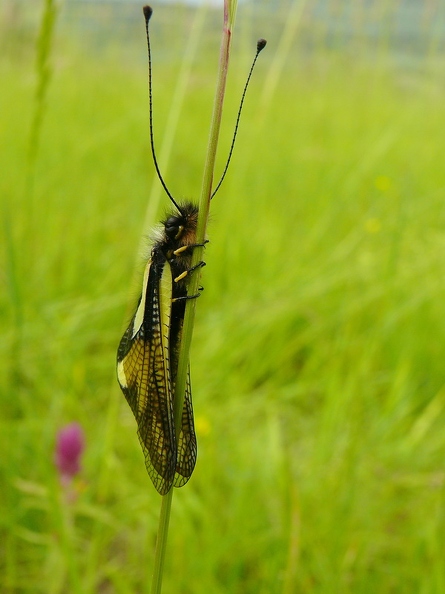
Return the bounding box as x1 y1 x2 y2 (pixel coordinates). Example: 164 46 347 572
150 491 172 594
175 0 238 418
50 480 82 594
150 1 237 593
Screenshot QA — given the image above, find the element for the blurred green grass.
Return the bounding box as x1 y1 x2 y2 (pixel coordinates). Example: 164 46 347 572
2 1 445 592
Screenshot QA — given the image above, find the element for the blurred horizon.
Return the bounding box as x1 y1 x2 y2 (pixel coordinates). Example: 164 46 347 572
3 0 445 63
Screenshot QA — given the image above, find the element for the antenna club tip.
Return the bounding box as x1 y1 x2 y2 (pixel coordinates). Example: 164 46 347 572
143 5 153 21
257 38 267 52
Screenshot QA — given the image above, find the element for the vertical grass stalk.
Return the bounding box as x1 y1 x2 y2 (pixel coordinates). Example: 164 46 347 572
27 0 59 195
8 0 59 414
150 1 238 592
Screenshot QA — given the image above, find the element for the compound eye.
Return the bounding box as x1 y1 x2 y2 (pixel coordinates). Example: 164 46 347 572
165 216 180 238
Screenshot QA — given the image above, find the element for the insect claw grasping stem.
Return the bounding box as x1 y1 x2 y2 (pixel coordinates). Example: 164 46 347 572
173 240 208 258
174 260 205 283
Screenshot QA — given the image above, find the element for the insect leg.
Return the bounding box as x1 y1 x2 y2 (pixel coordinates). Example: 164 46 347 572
174 261 205 283
172 293 201 302
173 239 209 257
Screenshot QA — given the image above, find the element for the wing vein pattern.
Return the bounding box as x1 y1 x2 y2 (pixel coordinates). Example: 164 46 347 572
117 255 197 495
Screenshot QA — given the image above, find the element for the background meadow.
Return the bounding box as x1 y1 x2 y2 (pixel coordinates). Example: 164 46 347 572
2 0 445 592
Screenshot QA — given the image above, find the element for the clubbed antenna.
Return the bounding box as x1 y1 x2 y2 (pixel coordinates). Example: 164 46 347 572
143 5 183 214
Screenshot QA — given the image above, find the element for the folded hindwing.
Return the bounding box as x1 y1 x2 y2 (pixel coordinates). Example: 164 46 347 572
174 367 197 487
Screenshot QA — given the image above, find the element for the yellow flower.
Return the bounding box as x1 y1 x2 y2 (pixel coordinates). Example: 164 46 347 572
374 175 392 193
195 415 212 437
364 218 381 234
